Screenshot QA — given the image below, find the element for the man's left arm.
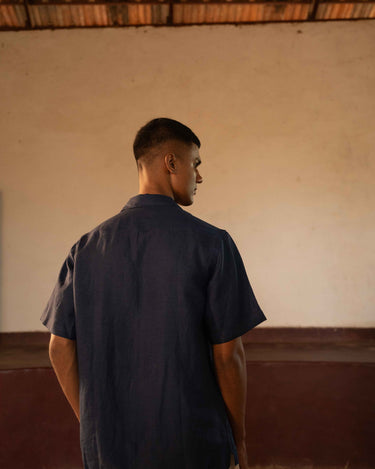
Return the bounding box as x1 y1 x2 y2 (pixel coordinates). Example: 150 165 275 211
49 333 80 422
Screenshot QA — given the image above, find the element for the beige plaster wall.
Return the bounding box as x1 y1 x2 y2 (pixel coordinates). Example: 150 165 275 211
0 21 374 332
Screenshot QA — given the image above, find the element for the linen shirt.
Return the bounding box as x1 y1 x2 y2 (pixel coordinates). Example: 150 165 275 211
40 193 267 469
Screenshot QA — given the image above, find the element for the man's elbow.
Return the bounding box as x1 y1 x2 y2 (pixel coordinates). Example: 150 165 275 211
212 336 245 365
49 333 76 357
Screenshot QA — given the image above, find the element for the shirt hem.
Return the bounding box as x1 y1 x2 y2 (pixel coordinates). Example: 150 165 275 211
210 310 267 344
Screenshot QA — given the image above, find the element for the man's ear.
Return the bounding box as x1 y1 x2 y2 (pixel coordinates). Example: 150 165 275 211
165 153 177 173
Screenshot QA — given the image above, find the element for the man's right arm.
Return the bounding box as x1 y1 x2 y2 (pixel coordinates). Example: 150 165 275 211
212 336 249 468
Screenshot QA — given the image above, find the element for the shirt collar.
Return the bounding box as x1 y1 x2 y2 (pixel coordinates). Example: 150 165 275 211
121 193 180 211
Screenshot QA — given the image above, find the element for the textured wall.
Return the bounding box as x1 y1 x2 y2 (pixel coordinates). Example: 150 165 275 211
0 21 374 331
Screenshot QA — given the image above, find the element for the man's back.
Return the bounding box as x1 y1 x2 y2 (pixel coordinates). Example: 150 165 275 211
41 193 267 469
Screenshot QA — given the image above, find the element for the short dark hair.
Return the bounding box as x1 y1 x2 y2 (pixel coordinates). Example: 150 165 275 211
133 118 201 165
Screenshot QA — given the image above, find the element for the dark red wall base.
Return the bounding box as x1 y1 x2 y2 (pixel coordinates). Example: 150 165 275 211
246 361 375 468
0 368 82 469
0 328 374 469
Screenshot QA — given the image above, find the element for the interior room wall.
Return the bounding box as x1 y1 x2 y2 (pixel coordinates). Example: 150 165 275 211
0 20 374 331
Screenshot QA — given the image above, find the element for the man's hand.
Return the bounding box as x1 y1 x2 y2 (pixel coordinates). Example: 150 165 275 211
49 333 80 422
236 439 250 469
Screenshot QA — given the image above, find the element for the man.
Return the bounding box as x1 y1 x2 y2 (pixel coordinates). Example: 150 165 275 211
40 118 267 469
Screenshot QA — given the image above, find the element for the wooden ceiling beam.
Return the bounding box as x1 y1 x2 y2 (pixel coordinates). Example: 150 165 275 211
1 0 353 4
308 0 320 19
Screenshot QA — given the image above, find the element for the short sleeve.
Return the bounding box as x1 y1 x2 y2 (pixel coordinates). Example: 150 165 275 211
40 243 77 340
204 230 267 344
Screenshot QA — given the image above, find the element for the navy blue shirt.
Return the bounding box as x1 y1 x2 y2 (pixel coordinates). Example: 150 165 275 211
40 193 267 469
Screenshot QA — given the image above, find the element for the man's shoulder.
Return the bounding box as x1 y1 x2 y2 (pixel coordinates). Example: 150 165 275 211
72 207 228 254
71 210 124 253
177 208 225 235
